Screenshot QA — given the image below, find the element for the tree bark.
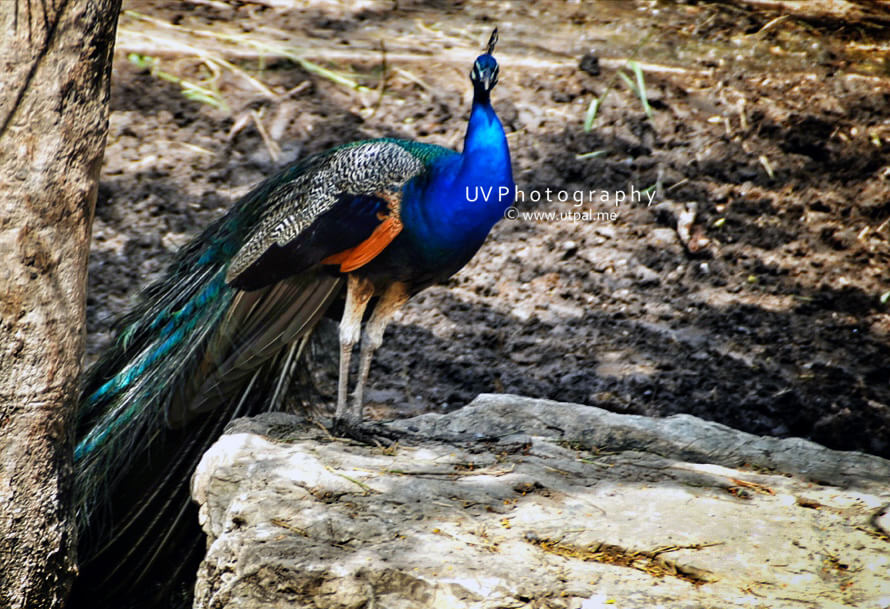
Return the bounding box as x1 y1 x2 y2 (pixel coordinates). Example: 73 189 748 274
0 1 121 608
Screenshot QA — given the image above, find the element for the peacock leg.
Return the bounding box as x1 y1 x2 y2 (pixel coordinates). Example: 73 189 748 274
335 274 374 423
350 281 409 422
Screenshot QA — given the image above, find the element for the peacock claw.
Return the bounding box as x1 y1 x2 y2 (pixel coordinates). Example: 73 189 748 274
330 418 403 447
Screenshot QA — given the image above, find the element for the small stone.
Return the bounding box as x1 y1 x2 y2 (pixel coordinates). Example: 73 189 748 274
635 264 660 286
594 225 616 240
548 301 584 319
876 506 890 537
561 240 578 256
512 302 536 323
650 228 679 248
579 52 601 76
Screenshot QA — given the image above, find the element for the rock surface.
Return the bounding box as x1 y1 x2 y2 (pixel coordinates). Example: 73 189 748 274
192 395 890 609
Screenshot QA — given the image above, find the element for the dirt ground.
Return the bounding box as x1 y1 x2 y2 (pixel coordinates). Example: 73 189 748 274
88 0 890 459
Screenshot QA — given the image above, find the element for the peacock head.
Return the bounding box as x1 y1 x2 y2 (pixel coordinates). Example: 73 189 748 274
470 28 500 94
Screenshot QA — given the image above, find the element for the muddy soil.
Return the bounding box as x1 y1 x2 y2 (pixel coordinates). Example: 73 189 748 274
89 1 890 458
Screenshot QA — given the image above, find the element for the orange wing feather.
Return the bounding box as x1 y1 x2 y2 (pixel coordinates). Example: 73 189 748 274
322 192 403 273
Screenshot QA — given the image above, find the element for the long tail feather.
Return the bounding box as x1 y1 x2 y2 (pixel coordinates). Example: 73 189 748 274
71 189 345 607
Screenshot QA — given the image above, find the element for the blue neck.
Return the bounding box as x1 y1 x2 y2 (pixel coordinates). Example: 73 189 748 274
404 90 514 259
459 93 512 189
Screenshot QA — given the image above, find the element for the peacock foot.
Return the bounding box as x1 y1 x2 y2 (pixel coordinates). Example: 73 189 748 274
330 417 403 447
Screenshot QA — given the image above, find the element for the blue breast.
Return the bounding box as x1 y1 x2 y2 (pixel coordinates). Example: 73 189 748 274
400 98 514 275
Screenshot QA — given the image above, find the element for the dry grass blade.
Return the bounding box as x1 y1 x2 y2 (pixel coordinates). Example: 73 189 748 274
526 536 719 585
251 109 281 162
121 10 369 94
127 52 228 110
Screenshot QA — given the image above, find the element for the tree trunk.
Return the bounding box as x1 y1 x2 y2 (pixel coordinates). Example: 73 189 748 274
0 1 121 608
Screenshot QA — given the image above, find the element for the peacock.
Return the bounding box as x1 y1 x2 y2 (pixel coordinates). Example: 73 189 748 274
70 29 513 608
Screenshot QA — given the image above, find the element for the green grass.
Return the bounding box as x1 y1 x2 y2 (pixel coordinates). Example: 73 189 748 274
127 53 229 111
584 34 654 132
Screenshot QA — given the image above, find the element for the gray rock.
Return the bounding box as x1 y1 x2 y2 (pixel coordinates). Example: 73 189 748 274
648 227 680 249
192 395 890 609
634 264 660 287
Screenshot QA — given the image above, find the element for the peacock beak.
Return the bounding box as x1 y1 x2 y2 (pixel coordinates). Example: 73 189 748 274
481 70 498 91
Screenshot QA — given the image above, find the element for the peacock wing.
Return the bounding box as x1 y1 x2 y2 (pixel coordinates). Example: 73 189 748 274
225 139 435 288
